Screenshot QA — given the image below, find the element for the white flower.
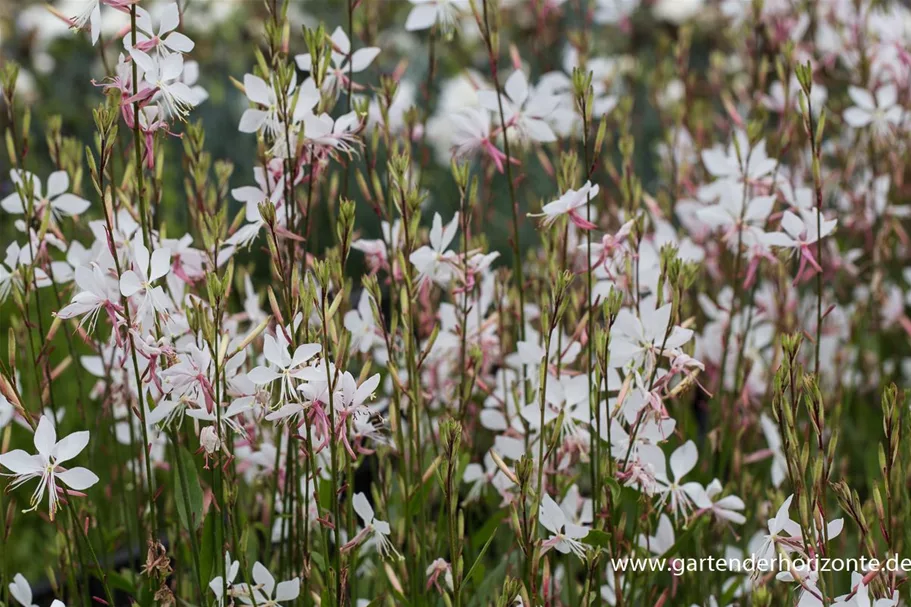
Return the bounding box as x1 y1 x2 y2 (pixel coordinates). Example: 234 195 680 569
208 551 240 607
1 169 90 220
131 50 198 121
0 416 99 520
478 70 561 143
843 85 903 137
248 333 321 404
238 74 319 138
344 290 381 354
610 296 694 369
539 493 589 559
754 494 801 562
350 491 402 559
57 264 119 332
296 27 379 99
531 181 599 229
409 212 460 286
128 4 195 56
405 0 469 32
232 561 299 606
70 0 102 45
8 574 64 607
120 232 172 326
653 440 707 519
699 479 746 524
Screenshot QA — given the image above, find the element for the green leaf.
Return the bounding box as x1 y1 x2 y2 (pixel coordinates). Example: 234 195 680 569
199 511 218 584
583 529 612 550
464 525 498 585
175 447 204 531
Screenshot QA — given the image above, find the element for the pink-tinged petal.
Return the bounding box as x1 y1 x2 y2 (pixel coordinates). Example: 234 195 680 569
0 450 43 475
164 32 195 53
46 171 69 199
34 416 57 456
53 430 90 463
349 47 380 72
58 467 99 490
274 579 300 602
243 74 272 106
158 2 180 34
149 247 171 282
120 271 143 297
51 194 90 216
404 4 437 30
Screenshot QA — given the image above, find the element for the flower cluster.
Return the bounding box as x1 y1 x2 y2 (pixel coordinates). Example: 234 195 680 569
1 0 911 605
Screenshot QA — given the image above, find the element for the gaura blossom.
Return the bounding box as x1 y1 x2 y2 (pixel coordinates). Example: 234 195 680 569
296 26 379 99
120 232 172 325
1 169 90 221
344 491 402 559
530 181 600 229
231 561 300 606
539 493 589 559
9 573 66 607
405 0 469 32
126 4 195 57
0 416 99 520
843 85 903 137
409 212 460 286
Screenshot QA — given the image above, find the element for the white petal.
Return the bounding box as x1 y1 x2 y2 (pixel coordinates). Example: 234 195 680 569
46 171 69 199
165 32 195 53
244 74 272 106
252 562 276 597
120 271 143 297
404 4 437 30
34 416 57 456
53 430 90 463
52 194 90 216
239 109 267 133
159 2 180 34
275 579 300 602
0 450 44 475
149 247 171 282
504 70 529 104
58 467 99 490
349 47 380 72
352 491 374 524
